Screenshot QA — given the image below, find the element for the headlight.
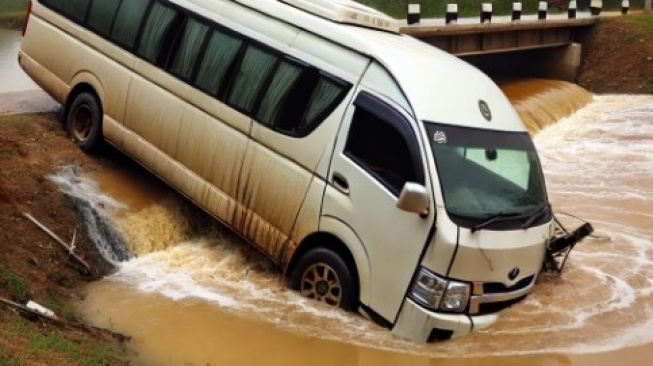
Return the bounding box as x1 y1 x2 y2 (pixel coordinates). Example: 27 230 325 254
409 267 470 313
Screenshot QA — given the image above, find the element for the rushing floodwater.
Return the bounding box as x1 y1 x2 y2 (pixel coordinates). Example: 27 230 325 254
49 87 652 366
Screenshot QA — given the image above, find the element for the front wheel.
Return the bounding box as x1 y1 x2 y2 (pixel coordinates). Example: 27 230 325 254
66 92 103 152
289 247 358 311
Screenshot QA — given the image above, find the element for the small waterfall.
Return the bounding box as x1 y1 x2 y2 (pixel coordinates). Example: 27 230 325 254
50 166 129 263
498 78 593 134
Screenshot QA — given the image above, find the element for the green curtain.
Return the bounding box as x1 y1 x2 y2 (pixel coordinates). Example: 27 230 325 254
170 19 209 79
195 31 243 95
138 3 177 62
87 0 121 36
227 46 277 113
61 0 91 21
111 0 149 48
303 78 344 127
257 61 301 127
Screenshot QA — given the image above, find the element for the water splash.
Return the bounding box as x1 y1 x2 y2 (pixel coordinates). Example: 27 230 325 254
50 166 129 263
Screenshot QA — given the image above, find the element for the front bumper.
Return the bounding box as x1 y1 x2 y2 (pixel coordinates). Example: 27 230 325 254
392 298 499 343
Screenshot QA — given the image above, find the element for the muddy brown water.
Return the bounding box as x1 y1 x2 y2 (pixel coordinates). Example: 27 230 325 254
58 82 652 366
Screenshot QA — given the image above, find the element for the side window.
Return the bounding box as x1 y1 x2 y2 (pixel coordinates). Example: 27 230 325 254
301 75 348 130
169 18 209 80
194 30 243 96
271 70 350 136
39 0 62 11
344 93 422 196
256 59 303 127
111 0 150 49
87 0 121 36
137 2 180 64
226 45 278 114
61 0 91 21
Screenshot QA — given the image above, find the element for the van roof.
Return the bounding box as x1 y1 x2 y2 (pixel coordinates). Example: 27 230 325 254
185 0 525 132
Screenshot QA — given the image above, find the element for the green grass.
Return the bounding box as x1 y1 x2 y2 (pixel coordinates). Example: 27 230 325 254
38 295 81 323
11 317 121 366
0 266 29 303
633 13 653 30
0 348 26 366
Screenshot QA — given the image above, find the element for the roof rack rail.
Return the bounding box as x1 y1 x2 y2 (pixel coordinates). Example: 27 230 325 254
279 0 398 33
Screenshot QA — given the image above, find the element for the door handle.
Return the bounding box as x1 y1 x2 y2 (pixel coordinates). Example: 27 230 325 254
332 172 350 194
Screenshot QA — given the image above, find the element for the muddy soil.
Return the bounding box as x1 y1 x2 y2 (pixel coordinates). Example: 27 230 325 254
0 112 128 365
577 13 653 94
0 13 651 366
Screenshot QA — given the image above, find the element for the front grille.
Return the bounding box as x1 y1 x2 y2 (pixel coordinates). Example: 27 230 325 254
478 295 527 315
483 275 535 294
427 328 454 342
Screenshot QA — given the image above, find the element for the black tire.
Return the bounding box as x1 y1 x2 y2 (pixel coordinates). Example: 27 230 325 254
66 92 102 152
289 247 358 311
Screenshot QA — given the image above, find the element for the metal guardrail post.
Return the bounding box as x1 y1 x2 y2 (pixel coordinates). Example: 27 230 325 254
512 2 522 21
407 4 420 25
446 4 458 24
568 0 577 18
480 3 492 23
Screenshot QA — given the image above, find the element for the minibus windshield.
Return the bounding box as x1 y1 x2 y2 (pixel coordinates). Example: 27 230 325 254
424 122 549 230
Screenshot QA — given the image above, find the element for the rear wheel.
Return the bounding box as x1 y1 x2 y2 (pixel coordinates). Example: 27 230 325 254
66 92 102 152
289 247 357 311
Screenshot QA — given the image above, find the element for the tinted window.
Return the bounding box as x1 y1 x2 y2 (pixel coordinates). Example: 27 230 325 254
195 30 243 95
111 0 150 48
226 45 277 113
302 76 347 129
138 2 179 63
61 0 91 21
257 60 302 127
345 98 420 195
40 0 62 11
87 0 121 36
169 18 209 80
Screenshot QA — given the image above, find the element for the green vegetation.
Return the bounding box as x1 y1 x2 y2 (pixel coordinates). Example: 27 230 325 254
0 0 28 29
0 265 29 303
0 348 26 366
38 295 81 323
11 316 121 366
633 12 653 29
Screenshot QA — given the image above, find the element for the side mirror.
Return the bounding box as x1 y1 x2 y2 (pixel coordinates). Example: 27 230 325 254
396 182 430 216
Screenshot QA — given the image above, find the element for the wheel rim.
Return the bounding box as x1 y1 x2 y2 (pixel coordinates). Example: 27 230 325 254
71 104 93 141
300 262 342 307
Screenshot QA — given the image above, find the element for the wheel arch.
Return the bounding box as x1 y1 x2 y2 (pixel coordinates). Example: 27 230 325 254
286 216 371 306
65 72 105 119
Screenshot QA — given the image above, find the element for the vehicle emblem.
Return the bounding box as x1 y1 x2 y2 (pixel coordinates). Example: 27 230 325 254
433 131 447 144
508 267 520 281
479 100 492 121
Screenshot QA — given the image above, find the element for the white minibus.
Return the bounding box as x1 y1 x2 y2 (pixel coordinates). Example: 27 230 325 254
20 0 564 342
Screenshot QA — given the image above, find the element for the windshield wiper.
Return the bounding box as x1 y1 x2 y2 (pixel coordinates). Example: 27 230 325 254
471 212 522 233
521 204 550 229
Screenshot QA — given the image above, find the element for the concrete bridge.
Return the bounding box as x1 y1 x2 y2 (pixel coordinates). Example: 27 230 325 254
399 12 602 81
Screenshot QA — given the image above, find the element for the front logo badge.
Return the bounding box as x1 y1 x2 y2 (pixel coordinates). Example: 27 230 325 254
508 267 520 281
479 100 492 121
